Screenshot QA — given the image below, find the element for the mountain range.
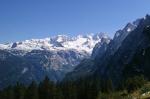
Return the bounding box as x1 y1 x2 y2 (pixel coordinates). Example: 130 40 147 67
0 15 150 89
64 15 150 87
64 15 141 81
0 33 110 88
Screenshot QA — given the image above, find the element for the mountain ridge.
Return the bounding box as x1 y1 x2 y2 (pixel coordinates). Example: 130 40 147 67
64 15 145 81
0 33 110 88
0 33 110 54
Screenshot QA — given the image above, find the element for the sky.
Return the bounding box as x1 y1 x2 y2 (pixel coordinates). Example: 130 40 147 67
0 0 150 43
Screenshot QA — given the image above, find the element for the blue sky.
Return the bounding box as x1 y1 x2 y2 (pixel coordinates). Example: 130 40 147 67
0 0 150 43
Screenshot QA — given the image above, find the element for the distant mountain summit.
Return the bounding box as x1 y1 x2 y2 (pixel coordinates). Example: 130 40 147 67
64 14 150 89
0 33 109 54
0 33 110 88
1 14 148 89
64 15 144 81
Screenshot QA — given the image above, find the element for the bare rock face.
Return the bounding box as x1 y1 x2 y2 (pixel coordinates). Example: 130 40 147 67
92 15 150 85
0 33 110 88
64 15 150 84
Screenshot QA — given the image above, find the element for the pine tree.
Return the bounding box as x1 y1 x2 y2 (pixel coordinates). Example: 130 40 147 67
106 78 113 93
14 82 26 99
25 81 39 99
0 85 15 99
38 76 53 99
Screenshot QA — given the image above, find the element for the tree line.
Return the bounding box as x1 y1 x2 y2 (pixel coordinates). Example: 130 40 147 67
0 75 146 99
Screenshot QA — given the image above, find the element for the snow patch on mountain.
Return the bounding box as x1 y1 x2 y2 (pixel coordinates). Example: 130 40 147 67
0 33 110 54
21 67 28 74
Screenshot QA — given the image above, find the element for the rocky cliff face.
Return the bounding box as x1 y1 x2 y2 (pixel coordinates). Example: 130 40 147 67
0 33 110 88
96 15 150 83
64 37 111 81
64 15 150 83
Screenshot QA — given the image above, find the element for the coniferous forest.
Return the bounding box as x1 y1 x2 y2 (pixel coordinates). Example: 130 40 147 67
1 16 150 99
0 1 150 99
0 75 148 99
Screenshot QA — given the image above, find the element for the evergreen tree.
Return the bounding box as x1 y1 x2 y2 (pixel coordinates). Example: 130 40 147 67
14 82 26 99
38 76 54 99
25 81 39 99
125 75 146 93
0 85 15 99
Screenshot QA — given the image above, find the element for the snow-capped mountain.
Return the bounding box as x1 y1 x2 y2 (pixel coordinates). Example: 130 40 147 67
64 16 142 81
0 33 109 54
93 15 150 84
0 33 110 88
64 15 150 87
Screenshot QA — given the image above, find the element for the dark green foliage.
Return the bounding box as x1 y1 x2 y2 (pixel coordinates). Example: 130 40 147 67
125 75 146 93
60 76 101 99
13 82 26 99
96 92 127 99
0 85 15 99
123 46 150 81
0 76 103 99
101 78 114 93
24 81 39 99
38 76 52 99
0 75 147 99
